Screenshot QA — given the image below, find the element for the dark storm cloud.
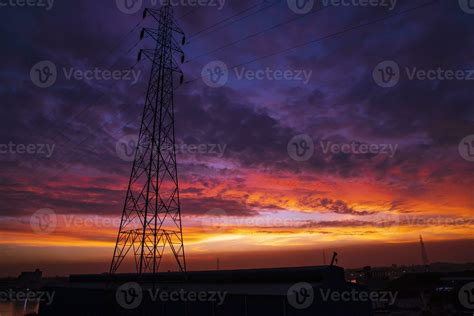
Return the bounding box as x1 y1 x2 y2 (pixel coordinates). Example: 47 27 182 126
0 184 123 217
307 197 374 216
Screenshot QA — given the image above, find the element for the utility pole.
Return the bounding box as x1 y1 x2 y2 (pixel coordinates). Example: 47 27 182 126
110 5 187 275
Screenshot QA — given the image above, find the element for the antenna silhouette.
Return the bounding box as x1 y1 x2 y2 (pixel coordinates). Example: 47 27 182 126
330 252 338 266
110 5 187 275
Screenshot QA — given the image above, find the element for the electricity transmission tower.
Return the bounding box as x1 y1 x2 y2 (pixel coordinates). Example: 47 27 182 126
110 5 187 275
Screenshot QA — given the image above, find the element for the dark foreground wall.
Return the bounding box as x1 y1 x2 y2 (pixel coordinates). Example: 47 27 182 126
39 266 373 316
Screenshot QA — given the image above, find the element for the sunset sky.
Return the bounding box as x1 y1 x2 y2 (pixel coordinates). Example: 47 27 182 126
0 0 473 277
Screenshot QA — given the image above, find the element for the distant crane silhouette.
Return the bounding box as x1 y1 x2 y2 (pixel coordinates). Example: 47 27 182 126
419 235 429 267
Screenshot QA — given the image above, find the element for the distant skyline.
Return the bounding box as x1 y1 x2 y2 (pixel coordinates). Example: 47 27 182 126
0 0 473 277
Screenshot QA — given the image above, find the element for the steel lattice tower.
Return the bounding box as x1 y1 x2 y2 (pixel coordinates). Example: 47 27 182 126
110 5 186 274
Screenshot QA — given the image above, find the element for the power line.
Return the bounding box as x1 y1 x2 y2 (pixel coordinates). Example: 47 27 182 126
185 0 438 84
25 107 142 181
29 6 196 159
187 0 279 40
40 0 438 182
31 21 144 145
185 4 326 63
3 7 202 182
178 5 203 19
43 0 437 170
17 0 438 183
32 15 189 176
24 84 187 182
27 3 258 152
36 4 197 136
